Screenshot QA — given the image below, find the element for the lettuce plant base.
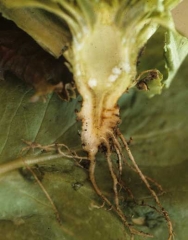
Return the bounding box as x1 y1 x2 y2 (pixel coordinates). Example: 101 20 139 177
0 57 188 239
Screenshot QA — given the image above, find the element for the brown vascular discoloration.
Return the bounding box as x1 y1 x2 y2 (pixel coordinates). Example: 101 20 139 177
101 107 120 122
77 99 121 156
100 107 120 134
0 17 75 101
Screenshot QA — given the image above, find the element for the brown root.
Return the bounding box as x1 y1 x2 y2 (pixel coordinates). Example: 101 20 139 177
0 133 173 240
83 128 154 238
25 165 62 224
88 148 153 239
21 139 88 162
117 129 174 240
22 132 172 239
84 127 173 239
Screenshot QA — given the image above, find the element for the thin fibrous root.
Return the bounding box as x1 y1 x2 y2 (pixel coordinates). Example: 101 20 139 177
112 136 123 177
112 135 165 195
22 139 88 162
89 154 131 234
25 165 62 224
122 152 165 195
21 139 57 153
1 135 170 239
107 135 154 238
118 178 135 201
109 133 136 200
104 138 120 210
117 129 174 240
145 175 165 196
89 141 153 238
88 156 116 211
0 142 88 176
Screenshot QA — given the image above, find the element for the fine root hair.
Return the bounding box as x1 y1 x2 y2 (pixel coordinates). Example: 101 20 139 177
0 134 173 239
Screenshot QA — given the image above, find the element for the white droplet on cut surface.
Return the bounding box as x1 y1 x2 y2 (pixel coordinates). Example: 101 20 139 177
108 74 118 82
88 78 97 88
122 61 131 73
112 67 121 75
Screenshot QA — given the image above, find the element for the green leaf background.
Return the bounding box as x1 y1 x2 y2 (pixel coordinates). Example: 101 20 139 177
0 50 188 240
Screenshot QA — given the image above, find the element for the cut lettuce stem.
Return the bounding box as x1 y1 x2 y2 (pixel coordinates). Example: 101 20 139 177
0 1 184 239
